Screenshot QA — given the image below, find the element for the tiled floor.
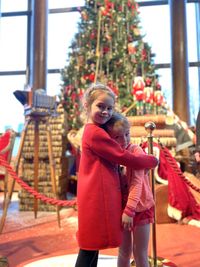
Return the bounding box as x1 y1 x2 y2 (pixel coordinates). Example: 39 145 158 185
1 192 200 267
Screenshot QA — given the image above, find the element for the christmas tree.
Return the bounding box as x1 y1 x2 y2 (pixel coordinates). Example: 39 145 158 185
60 0 166 130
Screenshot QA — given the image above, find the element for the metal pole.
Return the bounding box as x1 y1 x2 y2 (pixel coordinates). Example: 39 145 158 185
145 121 157 267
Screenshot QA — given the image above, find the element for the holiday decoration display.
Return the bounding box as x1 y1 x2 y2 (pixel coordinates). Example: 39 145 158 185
58 4 200 259
60 0 167 129
18 104 69 211
132 76 145 115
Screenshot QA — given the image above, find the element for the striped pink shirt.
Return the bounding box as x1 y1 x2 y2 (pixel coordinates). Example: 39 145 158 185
124 144 155 217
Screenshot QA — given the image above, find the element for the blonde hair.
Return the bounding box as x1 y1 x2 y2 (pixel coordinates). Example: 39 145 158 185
83 83 116 107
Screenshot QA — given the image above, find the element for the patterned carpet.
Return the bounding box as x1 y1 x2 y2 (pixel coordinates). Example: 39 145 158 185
1 192 200 267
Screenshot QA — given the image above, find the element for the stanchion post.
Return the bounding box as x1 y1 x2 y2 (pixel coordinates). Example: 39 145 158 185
145 121 157 267
132 121 178 267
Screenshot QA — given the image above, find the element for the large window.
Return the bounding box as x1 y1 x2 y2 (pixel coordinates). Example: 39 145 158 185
0 1 28 132
0 0 199 133
47 9 82 95
139 4 172 107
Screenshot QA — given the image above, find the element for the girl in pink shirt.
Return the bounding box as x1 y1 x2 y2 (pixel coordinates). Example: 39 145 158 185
104 112 155 267
75 84 157 267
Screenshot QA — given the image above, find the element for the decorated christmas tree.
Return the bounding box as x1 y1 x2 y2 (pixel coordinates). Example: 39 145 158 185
60 0 166 130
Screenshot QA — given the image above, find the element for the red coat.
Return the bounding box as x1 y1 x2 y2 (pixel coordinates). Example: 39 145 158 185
77 123 158 250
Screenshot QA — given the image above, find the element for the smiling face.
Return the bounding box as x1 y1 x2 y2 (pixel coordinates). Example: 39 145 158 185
87 92 115 125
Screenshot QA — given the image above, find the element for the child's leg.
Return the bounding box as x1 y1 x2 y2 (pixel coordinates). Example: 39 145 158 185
75 249 99 267
133 224 150 267
117 230 132 267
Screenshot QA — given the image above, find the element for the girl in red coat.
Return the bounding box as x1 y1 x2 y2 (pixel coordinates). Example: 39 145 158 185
104 112 155 267
75 83 158 267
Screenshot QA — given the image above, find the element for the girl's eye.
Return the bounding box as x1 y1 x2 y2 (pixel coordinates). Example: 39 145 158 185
97 104 104 109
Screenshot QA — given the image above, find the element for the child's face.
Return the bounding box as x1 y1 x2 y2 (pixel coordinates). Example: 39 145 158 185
88 93 115 125
108 125 130 149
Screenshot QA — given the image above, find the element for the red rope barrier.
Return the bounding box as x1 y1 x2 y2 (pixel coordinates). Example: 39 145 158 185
0 155 77 207
158 143 200 193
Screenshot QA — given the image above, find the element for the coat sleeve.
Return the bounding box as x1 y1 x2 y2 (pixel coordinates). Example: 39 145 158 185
88 127 158 170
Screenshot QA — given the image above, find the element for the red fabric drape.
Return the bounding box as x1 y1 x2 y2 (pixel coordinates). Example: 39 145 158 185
0 130 12 180
141 141 200 221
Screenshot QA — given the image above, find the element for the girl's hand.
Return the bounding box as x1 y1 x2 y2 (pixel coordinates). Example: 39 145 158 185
122 213 133 231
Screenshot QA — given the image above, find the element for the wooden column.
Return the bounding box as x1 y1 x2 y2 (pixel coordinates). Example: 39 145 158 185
32 0 48 91
169 0 190 123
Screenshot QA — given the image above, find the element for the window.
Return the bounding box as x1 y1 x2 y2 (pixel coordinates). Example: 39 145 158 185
1 0 28 12
0 75 25 132
139 4 172 109
47 10 81 96
48 0 84 9
0 0 199 132
0 1 28 132
0 16 27 71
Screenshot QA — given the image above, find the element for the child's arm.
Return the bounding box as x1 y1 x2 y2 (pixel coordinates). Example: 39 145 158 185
122 146 144 230
124 169 143 217
122 170 142 231
88 126 158 170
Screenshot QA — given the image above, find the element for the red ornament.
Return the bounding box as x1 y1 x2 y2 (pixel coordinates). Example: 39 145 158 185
65 85 73 95
103 46 110 54
127 0 131 8
71 92 77 102
88 72 95 82
128 43 136 54
83 74 90 80
100 6 111 17
90 30 97 39
145 77 152 86
156 82 161 90
104 0 114 9
78 88 84 98
118 5 123 12
107 81 119 96
141 48 147 60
